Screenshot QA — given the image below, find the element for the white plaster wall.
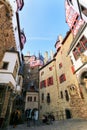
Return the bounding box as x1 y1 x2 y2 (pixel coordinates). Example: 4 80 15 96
79 0 87 7
0 73 16 89
2 52 20 73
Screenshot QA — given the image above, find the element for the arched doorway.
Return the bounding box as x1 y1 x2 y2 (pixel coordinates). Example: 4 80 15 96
65 109 71 119
80 71 87 88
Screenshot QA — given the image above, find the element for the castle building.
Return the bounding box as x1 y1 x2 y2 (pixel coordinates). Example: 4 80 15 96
23 54 44 116
54 32 81 119
68 23 87 119
0 50 22 127
0 0 26 127
39 58 59 120
66 0 87 23
65 0 87 119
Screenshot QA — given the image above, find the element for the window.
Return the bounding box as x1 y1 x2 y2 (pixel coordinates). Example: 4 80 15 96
34 96 36 102
27 96 32 102
41 71 44 76
73 48 80 60
60 91 63 99
59 74 66 83
59 62 62 69
49 66 52 71
77 42 85 53
73 36 87 60
47 76 53 86
47 93 50 104
80 36 87 49
65 90 69 101
83 40 87 48
41 93 44 102
2 62 9 69
40 80 46 89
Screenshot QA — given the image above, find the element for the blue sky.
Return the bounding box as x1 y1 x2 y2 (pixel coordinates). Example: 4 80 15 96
19 0 69 57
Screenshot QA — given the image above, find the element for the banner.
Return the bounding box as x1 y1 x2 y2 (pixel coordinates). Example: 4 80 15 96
16 0 24 11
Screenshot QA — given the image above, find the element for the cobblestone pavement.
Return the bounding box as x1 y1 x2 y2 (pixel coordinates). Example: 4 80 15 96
7 119 87 130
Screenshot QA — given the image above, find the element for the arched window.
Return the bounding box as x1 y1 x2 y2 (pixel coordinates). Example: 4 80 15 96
41 93 44 102
47 93 50 104
65 90 69 101
60 91 63 99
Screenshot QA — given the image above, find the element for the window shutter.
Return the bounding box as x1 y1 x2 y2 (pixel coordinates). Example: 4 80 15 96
44 80 46 87
47 78 49 86
71 66 75 74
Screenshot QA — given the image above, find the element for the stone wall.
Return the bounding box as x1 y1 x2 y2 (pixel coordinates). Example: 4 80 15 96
70 93 87 119
0 3 16 65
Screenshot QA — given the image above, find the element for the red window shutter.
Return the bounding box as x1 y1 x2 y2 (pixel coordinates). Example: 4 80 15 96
47 78 49 86
63 74 66 81
71 66 75 74
59 74 66 84
49 67 52 71
50 77 53 85
44 80 46 87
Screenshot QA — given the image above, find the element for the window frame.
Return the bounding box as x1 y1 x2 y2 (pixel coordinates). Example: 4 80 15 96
2 62 9 70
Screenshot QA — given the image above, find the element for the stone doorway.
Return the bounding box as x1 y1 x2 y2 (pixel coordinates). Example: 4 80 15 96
65 109 71 119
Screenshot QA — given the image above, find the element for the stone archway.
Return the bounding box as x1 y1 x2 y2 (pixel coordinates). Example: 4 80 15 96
78 68 87 90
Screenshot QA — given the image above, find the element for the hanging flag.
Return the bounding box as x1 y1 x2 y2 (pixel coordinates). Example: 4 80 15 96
72 19 84 36
65 0 84 37
20 31 26 50
16 0 24 11
65 0 78 28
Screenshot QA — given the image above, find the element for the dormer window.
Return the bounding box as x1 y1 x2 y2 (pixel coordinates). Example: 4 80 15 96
2 62 9 69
